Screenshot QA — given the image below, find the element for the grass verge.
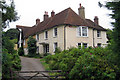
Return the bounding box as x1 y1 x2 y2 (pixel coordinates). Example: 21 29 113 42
40 58 50 70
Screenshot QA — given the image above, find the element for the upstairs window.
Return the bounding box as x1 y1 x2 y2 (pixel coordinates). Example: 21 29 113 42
97 30 101 37
36 34 39 41
45 31 48 39
53 28 57 37
77 26 88 37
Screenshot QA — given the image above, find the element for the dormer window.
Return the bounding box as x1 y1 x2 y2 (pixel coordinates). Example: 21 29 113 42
45 31 48 39
53 28 57 37
97 30 101 37
77 26 88 37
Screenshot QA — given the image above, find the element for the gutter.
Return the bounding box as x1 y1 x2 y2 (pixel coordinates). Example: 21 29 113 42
93 28 95 47
64 25 67 50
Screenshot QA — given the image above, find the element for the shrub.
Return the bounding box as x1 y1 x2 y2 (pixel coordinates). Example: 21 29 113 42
2 49 21 79
18 46 24 56
27 36 37 56
44 47 119 80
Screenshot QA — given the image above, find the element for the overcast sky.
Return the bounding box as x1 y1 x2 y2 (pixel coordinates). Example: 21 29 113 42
7 0 113 31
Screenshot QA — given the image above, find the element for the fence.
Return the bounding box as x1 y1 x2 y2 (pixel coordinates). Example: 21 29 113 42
11 70 65 80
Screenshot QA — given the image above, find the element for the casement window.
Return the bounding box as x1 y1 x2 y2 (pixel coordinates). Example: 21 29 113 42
83 43 88 48
78 43 81 47
97 30 101 37
97 43 101 47
77 26 88 37
36 34 39 41
78 43 88 48
53 42 58 52
45 31 48 39
53 28 57 37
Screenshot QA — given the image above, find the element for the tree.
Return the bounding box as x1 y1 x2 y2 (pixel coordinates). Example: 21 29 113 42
106 29 113 43
27 36 37 56
2 37 14 54
105 2 120 68
4 28 19 40
1 0 19 29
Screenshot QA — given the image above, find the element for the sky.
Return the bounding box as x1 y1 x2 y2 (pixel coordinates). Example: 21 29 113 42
6 0 113 31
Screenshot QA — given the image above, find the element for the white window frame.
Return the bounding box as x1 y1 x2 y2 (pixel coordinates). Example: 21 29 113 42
83 43 88 48
53 42 58 52
77 26 88 37
77 43 88 48
97 30 101 38
53 28 57 37
44 31 48 39
36 34 39 41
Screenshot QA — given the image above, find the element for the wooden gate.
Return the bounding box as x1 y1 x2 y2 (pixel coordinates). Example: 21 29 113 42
12 70 65 80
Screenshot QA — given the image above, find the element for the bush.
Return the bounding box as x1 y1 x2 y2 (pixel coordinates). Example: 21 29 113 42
18 46 24 56
44 47 119 80
27 36 37 56
2 49 21 79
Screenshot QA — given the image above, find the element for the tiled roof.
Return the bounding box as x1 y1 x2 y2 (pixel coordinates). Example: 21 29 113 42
16 7 106 39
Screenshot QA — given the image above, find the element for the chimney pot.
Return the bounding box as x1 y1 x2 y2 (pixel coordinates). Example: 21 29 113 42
36 18 40 25
51 10 55 17
44 11 49 21
80 3 82 8
78 3 85 19
94 16 99 25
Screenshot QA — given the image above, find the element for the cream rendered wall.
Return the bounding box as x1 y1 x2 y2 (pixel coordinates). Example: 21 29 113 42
66 26 94 49
37 25 65 54
94 30 108 47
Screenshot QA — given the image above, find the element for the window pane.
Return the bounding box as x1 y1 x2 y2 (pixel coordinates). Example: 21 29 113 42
83 43 87 48
97 43 101 47
45 31 48 39
78 27 81 36
82 27 87 36
54 28 57 37
97 30 101 37
54 42 58 51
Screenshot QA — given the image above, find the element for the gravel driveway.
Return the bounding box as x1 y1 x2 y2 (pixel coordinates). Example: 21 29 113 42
20 56 45 71
19 56 48 80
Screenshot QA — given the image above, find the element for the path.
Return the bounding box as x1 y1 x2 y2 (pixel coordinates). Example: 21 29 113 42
19 56 48 80
20 56 45 71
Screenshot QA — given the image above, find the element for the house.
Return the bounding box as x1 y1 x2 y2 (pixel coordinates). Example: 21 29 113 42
17 4 108 55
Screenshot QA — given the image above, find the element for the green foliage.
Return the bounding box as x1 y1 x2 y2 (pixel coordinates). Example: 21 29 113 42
2 49 21 79
1 0 19 29
44 47 119 80
27 36 37 56
2 49 12 78
54 47 62 54
106 2 120 67
18 46 24 56
4 28 19 40
106 29 113 43
2 37 14 54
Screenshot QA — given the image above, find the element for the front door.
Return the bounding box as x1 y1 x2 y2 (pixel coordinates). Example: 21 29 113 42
44 44 49 53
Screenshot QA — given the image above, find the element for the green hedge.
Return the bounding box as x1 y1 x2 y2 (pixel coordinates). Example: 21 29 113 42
44 47 119 80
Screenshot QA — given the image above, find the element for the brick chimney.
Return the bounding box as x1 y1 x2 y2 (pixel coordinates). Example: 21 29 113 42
94 16 99 25
51 10 55 17
78 3 85 19
36 18 40 25
44 11 49 21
